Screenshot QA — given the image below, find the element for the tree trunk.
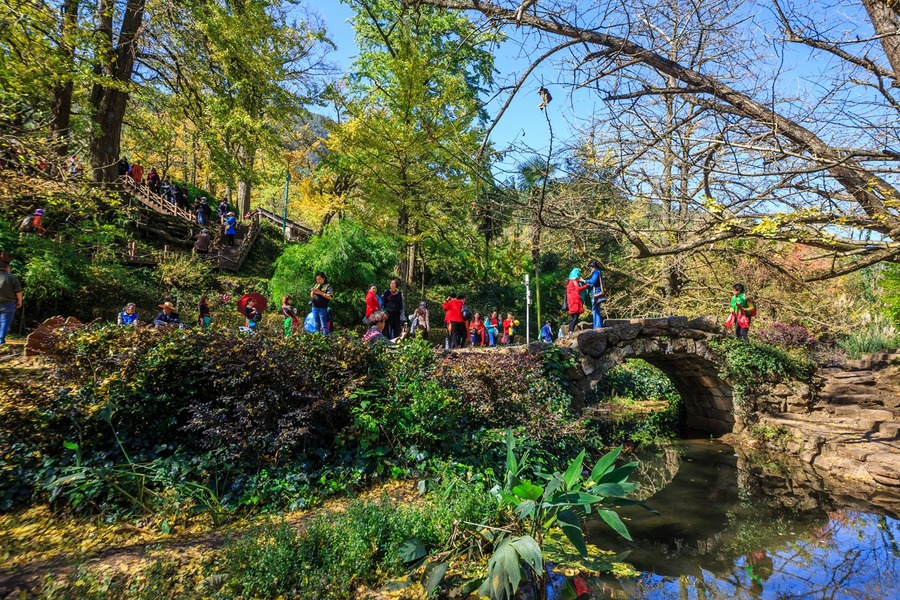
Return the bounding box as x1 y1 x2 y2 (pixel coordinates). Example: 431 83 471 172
88 0 146 183
49 0 80 157
237 146 254 217
862 0 900 77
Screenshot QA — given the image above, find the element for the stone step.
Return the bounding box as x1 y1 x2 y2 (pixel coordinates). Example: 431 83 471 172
823 394 885 406
879 422 900 440
829 371 877 382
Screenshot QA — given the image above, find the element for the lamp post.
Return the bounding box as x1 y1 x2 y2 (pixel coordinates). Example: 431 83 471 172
282 169 291 235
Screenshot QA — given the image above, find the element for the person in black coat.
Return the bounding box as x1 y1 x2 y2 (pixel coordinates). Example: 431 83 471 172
380 277 404 339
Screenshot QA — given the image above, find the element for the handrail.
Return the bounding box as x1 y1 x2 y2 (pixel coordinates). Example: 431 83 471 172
120 176 195 222
254 206 313 239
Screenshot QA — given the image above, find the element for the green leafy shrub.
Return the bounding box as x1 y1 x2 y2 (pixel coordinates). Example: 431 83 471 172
710 337 815 385
269 220 397 326
596 359 680 403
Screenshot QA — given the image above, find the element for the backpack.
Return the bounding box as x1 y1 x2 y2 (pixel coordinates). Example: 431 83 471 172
745 298 757 317
461 305 472 321
19 215 34 233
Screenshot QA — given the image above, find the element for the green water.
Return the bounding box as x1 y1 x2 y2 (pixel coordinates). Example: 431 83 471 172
583 439 900 599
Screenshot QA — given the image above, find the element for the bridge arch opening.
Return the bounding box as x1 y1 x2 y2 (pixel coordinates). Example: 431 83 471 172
564 326 737 436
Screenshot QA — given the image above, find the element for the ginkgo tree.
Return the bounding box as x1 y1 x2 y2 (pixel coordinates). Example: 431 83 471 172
325 0 500 287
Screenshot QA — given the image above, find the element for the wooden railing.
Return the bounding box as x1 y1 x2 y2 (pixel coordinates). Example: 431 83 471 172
120 176 195 222
255 207 313 241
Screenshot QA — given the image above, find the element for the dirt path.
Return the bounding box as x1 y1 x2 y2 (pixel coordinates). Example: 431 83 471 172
0 481 419 595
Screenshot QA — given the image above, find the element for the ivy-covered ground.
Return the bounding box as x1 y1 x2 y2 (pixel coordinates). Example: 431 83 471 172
0 325 814 598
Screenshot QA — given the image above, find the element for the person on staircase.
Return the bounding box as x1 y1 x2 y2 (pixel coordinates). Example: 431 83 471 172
146 168 161 194
193 229 211 255
197 198 211 226
117 157 129 178
224 212 237 247
129 161 144 185
217 200 229 224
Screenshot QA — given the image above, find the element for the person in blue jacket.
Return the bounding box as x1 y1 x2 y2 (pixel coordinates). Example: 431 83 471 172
583 259 605 329
224 212 237 247
540 320 554 343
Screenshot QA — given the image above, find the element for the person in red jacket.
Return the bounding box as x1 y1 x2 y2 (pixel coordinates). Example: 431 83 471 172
566 267 590 334
365 284 381 319
442 293 465 349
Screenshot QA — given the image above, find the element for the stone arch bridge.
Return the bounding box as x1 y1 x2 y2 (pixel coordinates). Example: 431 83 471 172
553 316 743 435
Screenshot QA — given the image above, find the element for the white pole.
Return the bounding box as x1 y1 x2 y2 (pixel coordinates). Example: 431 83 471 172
525 274 531 344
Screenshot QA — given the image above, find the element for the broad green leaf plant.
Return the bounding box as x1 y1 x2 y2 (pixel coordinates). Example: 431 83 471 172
399 430 643 600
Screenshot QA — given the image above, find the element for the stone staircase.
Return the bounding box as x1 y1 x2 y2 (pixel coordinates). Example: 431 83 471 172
756 352 900 488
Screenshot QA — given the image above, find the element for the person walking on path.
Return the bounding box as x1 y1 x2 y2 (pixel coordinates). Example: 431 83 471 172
243 297 261 332
381 278 405 339
117 302 138 326
0 260 23 345
469 312 486 347
565 267 590 334
728 283 752 341
582 259 606 329
502 313 517 345
198 296 211 328
486 311 500 346
310 271 333 334
224 212 237 247
442 293 466 348
217 200 229 224
281 296 299 336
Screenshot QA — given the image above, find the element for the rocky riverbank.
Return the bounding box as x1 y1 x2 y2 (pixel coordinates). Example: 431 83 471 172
726 353 900 490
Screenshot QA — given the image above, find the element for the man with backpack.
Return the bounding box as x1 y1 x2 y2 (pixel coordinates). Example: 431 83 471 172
19 209 45 236
728 283 755 341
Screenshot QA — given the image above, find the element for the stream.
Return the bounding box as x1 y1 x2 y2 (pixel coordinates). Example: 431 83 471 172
581 439 900 599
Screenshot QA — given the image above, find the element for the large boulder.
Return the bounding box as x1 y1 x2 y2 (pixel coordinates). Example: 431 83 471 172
24 316 84 357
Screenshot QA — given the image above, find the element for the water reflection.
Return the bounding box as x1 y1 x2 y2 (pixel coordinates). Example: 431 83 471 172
584 440 900 599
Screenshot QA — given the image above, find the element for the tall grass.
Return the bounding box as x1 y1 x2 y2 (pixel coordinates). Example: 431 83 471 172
837 315 900 359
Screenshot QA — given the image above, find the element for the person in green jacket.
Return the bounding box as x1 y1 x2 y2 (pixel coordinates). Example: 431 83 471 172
730 283 750 341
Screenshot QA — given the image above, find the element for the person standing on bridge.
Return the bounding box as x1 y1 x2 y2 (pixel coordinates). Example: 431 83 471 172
129 161 144 184
583 259 606 329
729 283 751 341
565 267 589 334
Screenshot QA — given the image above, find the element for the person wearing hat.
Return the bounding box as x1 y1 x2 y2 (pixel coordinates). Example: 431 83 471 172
19 209 45 236
224 212 237 247
565 267 590 334
153 301 181 328
0 260 23 345
193 228 211 254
